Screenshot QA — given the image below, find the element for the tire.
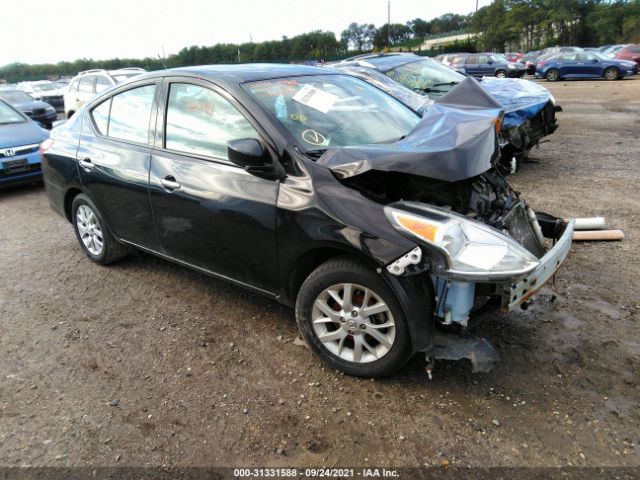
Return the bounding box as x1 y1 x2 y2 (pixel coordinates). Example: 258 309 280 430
495 70 507 78
604 67 619 80
295 256 412 377
71 193 128 265
545 69 560 82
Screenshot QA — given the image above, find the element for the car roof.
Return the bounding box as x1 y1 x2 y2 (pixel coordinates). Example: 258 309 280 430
133 63 343 87
339 54 425 72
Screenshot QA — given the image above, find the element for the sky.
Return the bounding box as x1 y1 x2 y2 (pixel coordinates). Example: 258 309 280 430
1 0 493 66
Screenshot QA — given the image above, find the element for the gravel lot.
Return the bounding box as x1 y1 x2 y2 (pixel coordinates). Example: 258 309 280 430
1 76 639 469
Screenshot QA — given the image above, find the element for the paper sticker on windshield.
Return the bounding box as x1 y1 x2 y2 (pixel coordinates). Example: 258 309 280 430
292 85 339 114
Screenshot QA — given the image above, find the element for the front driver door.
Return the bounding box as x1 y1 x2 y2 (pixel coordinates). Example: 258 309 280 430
477 54 494 76
464 54 481 77
148 80 280 293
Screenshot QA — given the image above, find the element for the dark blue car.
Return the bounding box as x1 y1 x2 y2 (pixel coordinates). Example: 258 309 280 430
0 99 49 187
0 88 58 129
536 51 638 81
451 52 526 78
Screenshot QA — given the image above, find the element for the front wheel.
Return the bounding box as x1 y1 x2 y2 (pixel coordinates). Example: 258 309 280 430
604 67 619 80
495 70 507 78
545 69 560 82
295 257 412 377
71 194 128 265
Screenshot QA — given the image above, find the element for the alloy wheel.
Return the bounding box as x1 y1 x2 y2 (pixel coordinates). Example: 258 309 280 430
311 283 396 364
546 70 559 81
76 205 104 256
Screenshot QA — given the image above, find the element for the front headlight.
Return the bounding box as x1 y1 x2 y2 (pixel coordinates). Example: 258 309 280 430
385 205 540 278
507 63 516 69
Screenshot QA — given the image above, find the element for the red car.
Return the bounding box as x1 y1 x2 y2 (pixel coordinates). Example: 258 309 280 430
506 52 523 62
616 44 640 65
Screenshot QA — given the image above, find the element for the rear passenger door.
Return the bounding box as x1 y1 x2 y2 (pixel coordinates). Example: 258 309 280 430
77 81 159 248
148 79 280 293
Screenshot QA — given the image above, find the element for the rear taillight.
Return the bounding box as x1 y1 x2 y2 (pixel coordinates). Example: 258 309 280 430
40 138 54 154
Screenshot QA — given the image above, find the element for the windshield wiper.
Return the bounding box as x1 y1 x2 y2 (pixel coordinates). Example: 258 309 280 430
305 148 327 158
418 81 459 94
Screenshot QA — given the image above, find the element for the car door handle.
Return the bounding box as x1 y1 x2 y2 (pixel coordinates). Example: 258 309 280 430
158 177 181 191
79 158 95 171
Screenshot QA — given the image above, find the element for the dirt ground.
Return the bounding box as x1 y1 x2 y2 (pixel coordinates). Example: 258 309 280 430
1 76 639 470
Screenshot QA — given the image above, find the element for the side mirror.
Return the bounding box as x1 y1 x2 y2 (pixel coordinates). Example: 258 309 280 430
592 58 599 63
487 60 494 65
227 138 284 180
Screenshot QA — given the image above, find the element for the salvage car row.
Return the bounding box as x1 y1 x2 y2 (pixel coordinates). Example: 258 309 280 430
436 44 640 81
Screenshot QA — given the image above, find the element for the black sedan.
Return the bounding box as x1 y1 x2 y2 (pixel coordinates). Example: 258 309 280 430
42 65 574 376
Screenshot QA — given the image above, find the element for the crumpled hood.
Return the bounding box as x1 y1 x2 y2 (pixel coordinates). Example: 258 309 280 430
0 121 49 148
479 77 552 129
318 77 503 183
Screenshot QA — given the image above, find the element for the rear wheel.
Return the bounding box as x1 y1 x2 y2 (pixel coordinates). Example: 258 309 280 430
604 67 619 80
545 69 560 82
495 70 507 78
71 194 128 265
295 257 412 377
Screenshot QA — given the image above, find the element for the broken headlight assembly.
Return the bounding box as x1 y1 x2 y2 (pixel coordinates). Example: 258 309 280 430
385 204 540 280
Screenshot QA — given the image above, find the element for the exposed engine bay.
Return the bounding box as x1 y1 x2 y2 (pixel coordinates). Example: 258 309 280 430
341 167 554 258
340 167 570 373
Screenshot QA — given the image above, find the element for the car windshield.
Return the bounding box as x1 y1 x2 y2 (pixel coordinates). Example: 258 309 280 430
0 101 25 124
385 59 464 95
0 90 34 103
244 74 420 153
32 83 58 92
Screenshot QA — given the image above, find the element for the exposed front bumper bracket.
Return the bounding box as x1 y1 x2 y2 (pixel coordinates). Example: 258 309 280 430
502 219 575 310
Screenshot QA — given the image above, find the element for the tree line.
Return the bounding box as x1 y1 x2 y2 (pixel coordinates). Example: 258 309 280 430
1 1 638 83
472 0 640 51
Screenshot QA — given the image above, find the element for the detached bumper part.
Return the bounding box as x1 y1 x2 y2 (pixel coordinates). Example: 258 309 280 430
502 219 575 310
432 331 499 373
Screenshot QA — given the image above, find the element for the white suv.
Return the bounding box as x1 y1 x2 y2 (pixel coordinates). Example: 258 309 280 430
63 68 145 118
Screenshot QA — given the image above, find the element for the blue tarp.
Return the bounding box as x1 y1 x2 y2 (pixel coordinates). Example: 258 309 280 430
479 78 551 129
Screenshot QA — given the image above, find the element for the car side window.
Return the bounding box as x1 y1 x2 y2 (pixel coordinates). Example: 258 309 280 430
79 76 95 93
95 76 111 93
107 84 156 143
478 55 491 63
91 99 111 135
164 83 260 160
466 55 479 64
69 79 80 92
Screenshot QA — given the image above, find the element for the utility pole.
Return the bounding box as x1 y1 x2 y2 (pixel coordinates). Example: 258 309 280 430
387 0 391 49
475 0 479 12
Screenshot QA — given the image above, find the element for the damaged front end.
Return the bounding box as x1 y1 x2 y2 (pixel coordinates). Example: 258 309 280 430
317 82 573 373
